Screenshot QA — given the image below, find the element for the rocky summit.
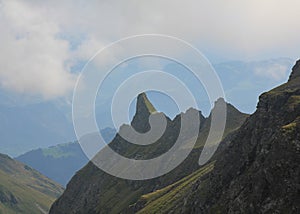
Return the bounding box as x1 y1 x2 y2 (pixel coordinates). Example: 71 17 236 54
50 92 248 214
131 92 157 133
49 58 300 213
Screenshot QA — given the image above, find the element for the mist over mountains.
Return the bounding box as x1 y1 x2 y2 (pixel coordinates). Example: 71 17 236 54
0 58 294 157
16 128 116 187
0 59 298 214
1 1 300 213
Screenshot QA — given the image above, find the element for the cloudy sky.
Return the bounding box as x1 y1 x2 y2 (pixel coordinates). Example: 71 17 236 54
0 0 300 100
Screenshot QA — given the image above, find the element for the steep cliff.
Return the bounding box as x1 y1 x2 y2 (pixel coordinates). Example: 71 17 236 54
178 60 300 213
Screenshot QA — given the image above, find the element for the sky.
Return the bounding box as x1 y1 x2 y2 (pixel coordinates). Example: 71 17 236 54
0 0 300 155
0 0 300 101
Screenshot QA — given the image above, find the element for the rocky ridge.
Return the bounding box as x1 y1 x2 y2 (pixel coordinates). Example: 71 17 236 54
50 92 248 214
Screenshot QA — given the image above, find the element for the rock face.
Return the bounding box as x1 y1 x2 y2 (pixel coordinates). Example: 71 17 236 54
289 59 300 81
181 60 300 213
50 61 300 214
49 93 248 214
131 93 157 133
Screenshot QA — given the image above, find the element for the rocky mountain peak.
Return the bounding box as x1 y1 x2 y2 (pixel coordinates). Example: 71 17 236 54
211 98 243 117
131 92 157 133
49 91 250 214
214 97 225 104
136 93 156 115
288 59 300 81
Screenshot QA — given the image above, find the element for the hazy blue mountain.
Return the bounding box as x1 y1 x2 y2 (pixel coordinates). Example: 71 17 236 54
16 128 116 187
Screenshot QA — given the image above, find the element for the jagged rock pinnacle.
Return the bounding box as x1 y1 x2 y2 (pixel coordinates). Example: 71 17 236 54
136 93 156 115
131 93 157 133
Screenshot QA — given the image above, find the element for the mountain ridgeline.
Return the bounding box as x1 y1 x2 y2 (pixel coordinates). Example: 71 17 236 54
50 60 300 214
179 59 300 213
16 128 116 187
16 142 89 187
132 61 300 213
50 91 248 213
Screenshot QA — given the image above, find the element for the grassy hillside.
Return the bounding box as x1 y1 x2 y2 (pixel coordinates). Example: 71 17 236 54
0 154 64 213
16 142 88 187
135 162 215 213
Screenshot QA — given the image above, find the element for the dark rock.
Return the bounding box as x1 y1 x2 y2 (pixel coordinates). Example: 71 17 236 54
50 92 248 214
289 59 300 81
182 60 300 213
131 92 157 133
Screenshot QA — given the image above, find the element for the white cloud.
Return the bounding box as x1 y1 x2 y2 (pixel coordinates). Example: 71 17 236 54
0 0 76 99
0 0 300 99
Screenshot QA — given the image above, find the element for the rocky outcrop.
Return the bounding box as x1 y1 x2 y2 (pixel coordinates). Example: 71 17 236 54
131 93 157 133
182 60 300 213
289 59 300 81
50 93 248 214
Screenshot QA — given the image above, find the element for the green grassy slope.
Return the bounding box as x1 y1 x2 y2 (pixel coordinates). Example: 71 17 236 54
136 162 215 213
0 154 64 213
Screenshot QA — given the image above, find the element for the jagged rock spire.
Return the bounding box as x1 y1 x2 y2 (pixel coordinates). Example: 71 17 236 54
131 93 157 133
135 93 156 115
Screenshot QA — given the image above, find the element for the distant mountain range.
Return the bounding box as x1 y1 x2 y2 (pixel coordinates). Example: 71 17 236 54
0 153 63 213
50 60 300 213
16 128 116 187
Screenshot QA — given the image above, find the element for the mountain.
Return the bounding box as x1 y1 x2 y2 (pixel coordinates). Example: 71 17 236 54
16 128 116 187
184 59 300 213
131 93 157 132
129 60 300 213
0 58 292 157
0 153 64 213
49 92 248 213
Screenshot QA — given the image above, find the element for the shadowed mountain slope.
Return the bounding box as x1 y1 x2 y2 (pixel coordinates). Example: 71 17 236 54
144 60 300 213
50 92 248 214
